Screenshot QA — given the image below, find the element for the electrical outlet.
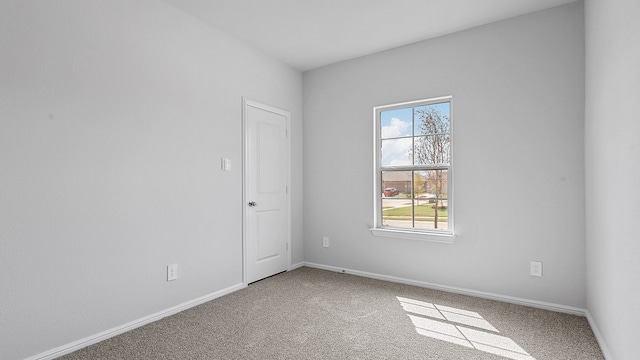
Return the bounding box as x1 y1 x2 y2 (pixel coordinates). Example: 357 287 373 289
530 261 542 277
322 236 329 248
167 264 178 281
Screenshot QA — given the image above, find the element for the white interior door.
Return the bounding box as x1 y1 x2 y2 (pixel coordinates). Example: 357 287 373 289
243 98 290 284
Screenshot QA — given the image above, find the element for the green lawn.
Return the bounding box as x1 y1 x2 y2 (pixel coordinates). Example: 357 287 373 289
383 204 448 217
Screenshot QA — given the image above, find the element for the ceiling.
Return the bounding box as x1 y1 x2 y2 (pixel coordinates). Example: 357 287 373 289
163 0 577 71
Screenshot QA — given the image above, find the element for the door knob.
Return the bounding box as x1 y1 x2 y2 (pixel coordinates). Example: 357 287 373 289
248 201 257 207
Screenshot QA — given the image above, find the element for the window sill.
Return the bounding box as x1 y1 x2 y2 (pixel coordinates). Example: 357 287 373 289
370 227 455 243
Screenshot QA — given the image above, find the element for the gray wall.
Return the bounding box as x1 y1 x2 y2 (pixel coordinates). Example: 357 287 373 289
303 3 586 308
0 1 303 359
585 0 640 358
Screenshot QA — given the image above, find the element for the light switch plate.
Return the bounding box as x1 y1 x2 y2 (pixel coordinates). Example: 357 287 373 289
167 264 178 281
221 158 231 171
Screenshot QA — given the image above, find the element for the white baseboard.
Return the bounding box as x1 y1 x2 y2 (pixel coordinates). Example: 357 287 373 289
290 261 305 270
27 283 246 360
585 310 612 360
302 262 587 316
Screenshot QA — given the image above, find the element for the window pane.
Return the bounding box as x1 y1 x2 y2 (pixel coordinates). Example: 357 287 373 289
382 199 414 228
413 170 428 198
416 169 449 230
423 169 448 197
382 171 413 229
413 135 450 165
414 102 450 136
381 107 413 138
381 138 412 166
382 171 412 197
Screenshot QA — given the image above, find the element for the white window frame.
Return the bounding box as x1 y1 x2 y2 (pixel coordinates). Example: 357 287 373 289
371 96 455 242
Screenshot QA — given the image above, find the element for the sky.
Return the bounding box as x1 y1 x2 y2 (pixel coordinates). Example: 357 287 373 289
380 102 450 167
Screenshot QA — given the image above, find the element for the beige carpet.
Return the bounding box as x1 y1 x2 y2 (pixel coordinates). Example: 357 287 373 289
60 267 603 359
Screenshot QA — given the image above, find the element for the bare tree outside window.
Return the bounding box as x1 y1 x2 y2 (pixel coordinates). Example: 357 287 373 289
413 106 450 229
414 107 450 165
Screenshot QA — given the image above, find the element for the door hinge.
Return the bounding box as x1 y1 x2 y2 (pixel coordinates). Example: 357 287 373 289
286 243 289 251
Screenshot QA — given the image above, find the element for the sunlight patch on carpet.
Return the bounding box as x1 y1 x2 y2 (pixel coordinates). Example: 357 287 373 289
398 297 535 360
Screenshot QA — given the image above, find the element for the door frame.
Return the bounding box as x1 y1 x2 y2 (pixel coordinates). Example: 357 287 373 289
242 97 291 285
